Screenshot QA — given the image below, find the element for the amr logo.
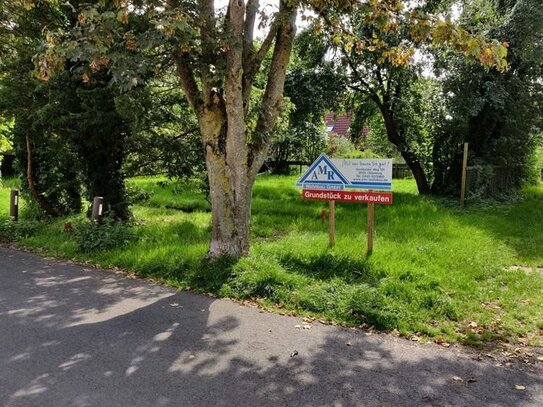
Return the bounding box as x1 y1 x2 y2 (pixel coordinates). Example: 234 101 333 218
296 154 349 187
312 165 336 180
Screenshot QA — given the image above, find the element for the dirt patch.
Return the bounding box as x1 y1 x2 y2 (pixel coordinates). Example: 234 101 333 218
504 265 543 275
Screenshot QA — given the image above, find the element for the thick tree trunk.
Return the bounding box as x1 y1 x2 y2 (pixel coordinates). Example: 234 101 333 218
380 107 431 195
199 107 253 257
173 1 296 259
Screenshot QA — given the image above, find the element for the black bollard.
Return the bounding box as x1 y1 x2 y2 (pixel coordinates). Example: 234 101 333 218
10 190 19 221
92 196 104 223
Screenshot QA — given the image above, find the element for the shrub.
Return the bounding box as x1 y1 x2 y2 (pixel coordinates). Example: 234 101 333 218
0 219 41 241
72 219 136 253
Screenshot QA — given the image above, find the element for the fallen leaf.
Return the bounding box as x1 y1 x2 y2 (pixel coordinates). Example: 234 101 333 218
537 356 543 362
346 342 352 347
410 336 420 342
468 321 478 329
466 376 477 383
453 376 464 383
302 317 314 323
295 325 301 329
515 385 526 391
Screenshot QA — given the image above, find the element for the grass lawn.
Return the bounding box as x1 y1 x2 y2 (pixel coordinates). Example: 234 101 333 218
1 174 543 349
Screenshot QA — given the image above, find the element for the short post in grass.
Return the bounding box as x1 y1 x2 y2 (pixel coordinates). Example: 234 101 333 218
460 142 469 208
328 200 335 247
92 196 104 223
367 202 375 255
10 190 19 221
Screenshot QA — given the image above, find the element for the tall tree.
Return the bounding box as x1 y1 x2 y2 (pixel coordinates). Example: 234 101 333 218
36 0 507 257
0 0 139 219
314 0 509 194
432 0 543 195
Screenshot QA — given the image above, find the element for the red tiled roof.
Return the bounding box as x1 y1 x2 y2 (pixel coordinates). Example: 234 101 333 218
324 113 352 137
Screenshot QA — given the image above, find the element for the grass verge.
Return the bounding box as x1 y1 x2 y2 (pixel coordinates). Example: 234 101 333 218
1 175 542 349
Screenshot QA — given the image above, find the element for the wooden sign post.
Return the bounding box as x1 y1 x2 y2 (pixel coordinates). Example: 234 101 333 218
328 200 336 247
367 202 374 254
460 142 469 208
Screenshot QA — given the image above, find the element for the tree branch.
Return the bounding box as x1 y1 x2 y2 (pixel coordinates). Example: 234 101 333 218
243 0 259 62
249 2 297 177
173 51 203 113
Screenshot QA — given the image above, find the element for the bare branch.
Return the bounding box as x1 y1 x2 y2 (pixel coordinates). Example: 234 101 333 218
243 0 259 62
242 9 283 110
173 51 203 112
249 3 297 177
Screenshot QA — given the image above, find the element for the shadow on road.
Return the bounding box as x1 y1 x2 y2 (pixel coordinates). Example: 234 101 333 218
0 248 541 406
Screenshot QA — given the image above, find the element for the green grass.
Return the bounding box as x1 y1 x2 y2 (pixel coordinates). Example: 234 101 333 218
1 174 543 348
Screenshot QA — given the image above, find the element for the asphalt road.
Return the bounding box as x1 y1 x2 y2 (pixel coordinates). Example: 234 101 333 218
1 246 542 406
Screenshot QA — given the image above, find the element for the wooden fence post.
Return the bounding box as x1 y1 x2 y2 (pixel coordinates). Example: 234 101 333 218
460 142 469 208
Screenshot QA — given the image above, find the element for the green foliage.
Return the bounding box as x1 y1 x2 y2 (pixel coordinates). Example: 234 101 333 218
0 218 41 241
268 28 346 172
0 0 133 219
326 134 358 157
0 115 13 153
72 220 137 254
432 0 543 196
120 81 204 182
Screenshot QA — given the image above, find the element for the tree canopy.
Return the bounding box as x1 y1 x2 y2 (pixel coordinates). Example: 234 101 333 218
1 0 516 258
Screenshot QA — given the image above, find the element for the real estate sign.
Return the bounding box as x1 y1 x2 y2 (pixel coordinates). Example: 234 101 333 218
296 154 394 253
296 154 392 191
302 189 393 204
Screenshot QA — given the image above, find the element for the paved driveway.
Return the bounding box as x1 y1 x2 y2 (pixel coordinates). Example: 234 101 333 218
1 247 541 406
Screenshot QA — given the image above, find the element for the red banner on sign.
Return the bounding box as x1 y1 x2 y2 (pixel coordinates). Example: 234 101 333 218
302 189 393 205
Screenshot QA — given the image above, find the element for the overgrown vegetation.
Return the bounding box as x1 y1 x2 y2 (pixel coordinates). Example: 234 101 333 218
1 175 542 348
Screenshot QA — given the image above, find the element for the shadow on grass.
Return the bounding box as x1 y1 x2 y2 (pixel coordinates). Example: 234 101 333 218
456 187 543 262
278 253 382 285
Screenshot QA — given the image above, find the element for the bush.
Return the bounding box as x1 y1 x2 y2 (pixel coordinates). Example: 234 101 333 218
72 219 136 253
0 218 41 241
125 183 150 205
326 134 358 157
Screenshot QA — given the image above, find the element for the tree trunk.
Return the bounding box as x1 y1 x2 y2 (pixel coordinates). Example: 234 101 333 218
173 1 297 259
380 107 431 195
199 107 253 258
25 134 60 217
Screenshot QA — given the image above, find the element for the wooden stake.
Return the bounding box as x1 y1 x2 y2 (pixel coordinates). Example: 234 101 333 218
328 200 335 247
10 190 19 221
367 202 374 254
460 142 469 208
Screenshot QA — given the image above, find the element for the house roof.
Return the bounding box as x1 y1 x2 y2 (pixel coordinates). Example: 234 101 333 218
324 113 370 139
324 113 352 137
